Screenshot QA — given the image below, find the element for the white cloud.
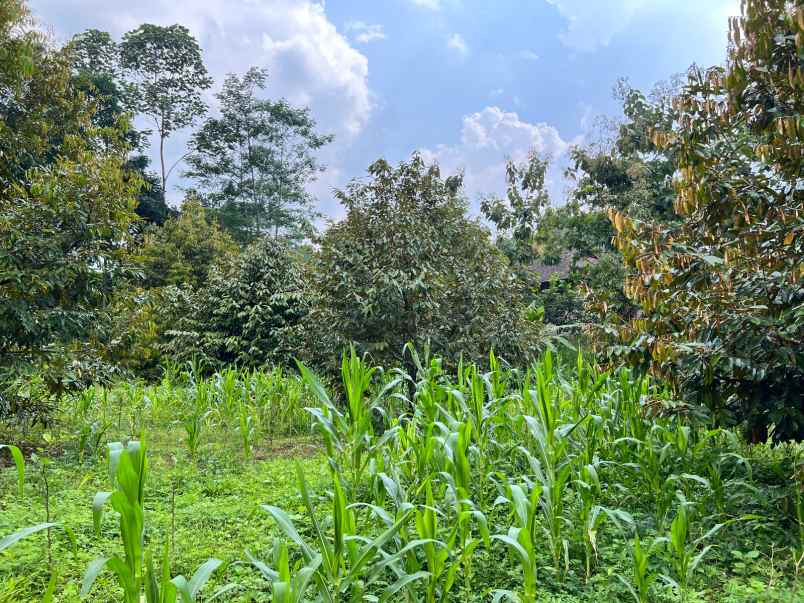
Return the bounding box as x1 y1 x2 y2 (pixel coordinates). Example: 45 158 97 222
345 21 386 44
545 0 740 53
447 33 469 57
518 50 540 61
419 106 576 207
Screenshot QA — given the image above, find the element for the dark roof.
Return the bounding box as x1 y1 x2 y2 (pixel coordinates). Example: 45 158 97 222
528 251 597 283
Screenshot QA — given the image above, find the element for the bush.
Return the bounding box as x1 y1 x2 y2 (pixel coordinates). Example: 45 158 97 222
164 238 307 369
303 155 539 370
136 197 237 290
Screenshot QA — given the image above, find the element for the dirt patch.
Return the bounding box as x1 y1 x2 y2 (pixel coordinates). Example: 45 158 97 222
0 441 64 466
253 437 322 460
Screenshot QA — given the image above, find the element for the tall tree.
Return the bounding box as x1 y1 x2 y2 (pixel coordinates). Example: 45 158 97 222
70 29 171 225
185 67 332 243
120 24 212 196
480 152 551 276
70 28 118 77
609 1 804 440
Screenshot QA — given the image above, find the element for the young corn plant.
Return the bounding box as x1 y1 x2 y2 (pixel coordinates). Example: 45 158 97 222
575 463 605 581
237 401 258 460
83 440 222 602
0 447 77 565
182 388 212 461
248 540 321 603
492 480 544 603
413 482 461 603
657 502 726 602
83 440 150 602
616 534 660 603
258 464 428 602
520 361 586 577
297 349 400 493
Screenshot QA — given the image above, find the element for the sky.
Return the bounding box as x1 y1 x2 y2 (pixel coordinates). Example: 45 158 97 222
29 0 740 220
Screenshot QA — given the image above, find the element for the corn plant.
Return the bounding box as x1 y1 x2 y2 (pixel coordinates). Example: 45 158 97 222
182 411 210 461
259 464 428 602
83 440 149 602
575 463 604 580
247 540 322 603
83 440 222 602
492 481 544 603
616 534 660 603
215 367 244 418
520 363 584 577
657 503 726 602
412 482 460 603
238 401 257 460
795 452 804 576
297 349 400 493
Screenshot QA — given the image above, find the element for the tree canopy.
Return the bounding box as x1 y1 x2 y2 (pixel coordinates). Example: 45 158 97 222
185 67 332 243
304 154 539 369
609 0 804 440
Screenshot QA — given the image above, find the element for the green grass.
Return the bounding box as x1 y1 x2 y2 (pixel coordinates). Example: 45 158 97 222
1 355 803 602
0 426 327 601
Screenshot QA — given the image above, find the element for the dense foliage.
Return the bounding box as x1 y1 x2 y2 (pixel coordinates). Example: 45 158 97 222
0 1 141 404
185 67 332 243
305 155 538 369
609 0 804 440
2 1 804 598
164 238 307 369
1 352 802 601
136 198 237 290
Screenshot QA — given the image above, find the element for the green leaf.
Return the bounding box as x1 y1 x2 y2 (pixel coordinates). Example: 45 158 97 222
0 445 25 496
0 523 59 554
80 557 111 597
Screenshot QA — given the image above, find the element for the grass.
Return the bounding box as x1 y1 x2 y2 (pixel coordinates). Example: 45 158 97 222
1 353 803 602
1 428 327 601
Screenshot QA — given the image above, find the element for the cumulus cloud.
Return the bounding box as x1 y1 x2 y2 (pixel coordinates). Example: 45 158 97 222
345 21 386 44
447 33 469 57
419 106 576 208
545 0 740 53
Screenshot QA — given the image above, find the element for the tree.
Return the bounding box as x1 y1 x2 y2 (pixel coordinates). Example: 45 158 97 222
70 28 119 77
136 196 237 289
304 154 538 370
518 79 682 325
609 1 804 440
185 67 332 243
120 24 212 195
70 29 171 225
163 238 307 368
0 1 141 407
480 152 551 275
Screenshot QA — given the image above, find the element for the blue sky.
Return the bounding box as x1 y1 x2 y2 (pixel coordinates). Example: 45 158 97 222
30 0 739 219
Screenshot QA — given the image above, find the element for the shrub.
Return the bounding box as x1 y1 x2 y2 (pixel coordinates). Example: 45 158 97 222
164 237 307 369
303 154 539 371
136 197 237 290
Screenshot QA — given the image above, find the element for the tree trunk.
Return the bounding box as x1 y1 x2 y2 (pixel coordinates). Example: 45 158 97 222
160 133 167 200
